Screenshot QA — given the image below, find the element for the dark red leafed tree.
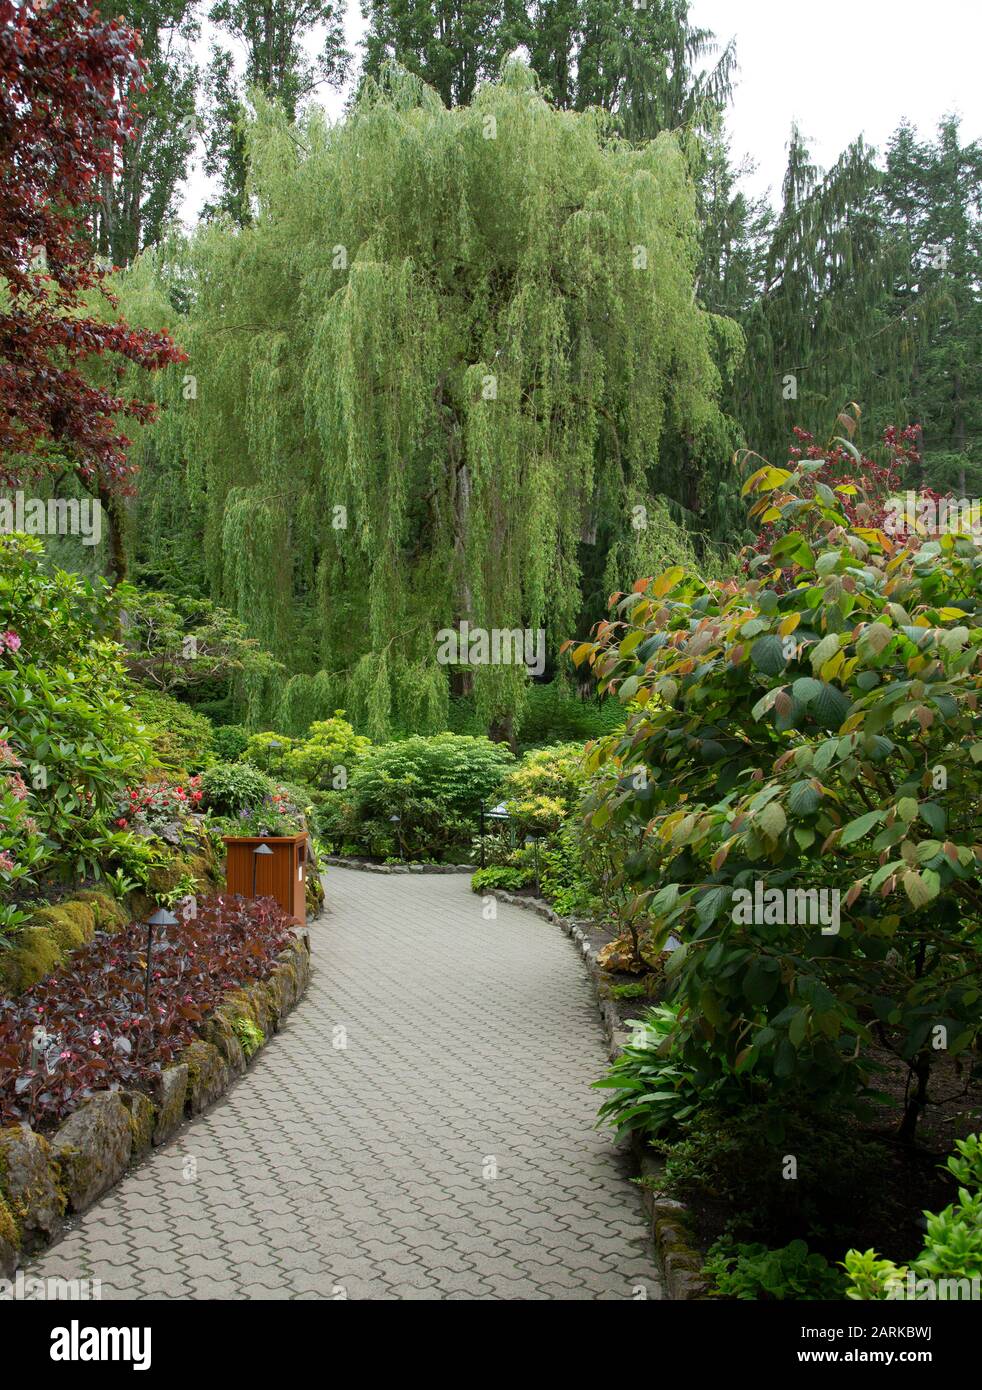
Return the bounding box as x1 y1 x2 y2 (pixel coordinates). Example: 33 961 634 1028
0 0 185 498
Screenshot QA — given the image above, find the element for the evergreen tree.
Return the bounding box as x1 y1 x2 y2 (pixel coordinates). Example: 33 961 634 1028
727 128 908 470
883 117 982 493
360 0 523 106
204 0 350 221
92 1 201 267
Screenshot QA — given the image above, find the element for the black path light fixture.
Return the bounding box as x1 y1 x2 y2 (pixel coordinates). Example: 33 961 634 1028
252 840 274 895
389 814 404 860
479 801 510 870
144 906 178 1016
525 825 545 897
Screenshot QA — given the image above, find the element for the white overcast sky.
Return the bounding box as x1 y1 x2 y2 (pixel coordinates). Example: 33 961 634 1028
180 0 982 223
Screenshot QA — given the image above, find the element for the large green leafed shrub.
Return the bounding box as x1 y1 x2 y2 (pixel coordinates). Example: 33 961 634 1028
0 535 151 904
577 437 982 1135
323 733 515 861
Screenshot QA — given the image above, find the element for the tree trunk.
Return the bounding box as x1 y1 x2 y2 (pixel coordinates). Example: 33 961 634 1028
97 482 128 586
899 1051 930 1143
488 714 516 754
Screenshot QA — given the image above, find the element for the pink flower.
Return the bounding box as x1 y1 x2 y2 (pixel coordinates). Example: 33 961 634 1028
6 773 28 801
0 851 14 873
1 630 21 652
0 740 19 767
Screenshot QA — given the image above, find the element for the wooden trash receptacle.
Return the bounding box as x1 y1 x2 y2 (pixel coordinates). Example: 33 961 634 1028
223 832 309 925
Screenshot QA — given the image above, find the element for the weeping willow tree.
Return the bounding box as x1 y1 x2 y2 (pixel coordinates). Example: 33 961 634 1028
129 61 738 740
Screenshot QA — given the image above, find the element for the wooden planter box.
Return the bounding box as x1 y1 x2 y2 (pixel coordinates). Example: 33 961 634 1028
223 832 309 925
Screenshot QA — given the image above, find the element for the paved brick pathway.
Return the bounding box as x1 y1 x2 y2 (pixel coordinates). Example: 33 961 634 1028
25 868 661 1300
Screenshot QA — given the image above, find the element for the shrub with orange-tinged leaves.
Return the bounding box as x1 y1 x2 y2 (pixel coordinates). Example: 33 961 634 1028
565 425 982 1135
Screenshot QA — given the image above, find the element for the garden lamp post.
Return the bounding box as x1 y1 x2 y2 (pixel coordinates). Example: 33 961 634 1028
525 828 544 897
144 907 178 1016
389 814 403 860
252 841 274 896
480 802 510 869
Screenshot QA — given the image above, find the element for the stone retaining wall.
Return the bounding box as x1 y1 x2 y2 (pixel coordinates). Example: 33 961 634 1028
0 932 311 1277
323 856 473 874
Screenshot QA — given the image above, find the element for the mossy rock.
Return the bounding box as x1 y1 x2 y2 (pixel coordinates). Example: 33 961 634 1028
268 961 299 1018
0 1126 65 1252
30 902 97 952
142 830 224 904
0 894 131 996
199 1007 247 1078
0 1189 18 1277
226 981 278 1038
52 1094 133 1213
182 1040 229 1115
152 1065 188 1147
0 926 64 995
73 890 129 933
120 1092 155 1162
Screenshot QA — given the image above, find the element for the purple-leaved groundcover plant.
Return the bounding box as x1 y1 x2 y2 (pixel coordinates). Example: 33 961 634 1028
0 894 296 1129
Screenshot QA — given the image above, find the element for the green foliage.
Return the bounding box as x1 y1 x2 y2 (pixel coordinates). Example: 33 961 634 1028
128 63 733 737
705 1238 847 1301
593 1005 706 1139
325 733 515 861
210 723 250 762
119 586 285 721
578 442 982 1131
844 1134 982 1300
198 761 274 816
204 0 349 222
516 678 625 747
131 689 215 775
652 1106 888 1248
242 730 295 777
281 715 372 791
517 817 599 919
231 1013 265 1058
470 865 530 894
91 1 200 266
498 743 585 832
0 536 151 886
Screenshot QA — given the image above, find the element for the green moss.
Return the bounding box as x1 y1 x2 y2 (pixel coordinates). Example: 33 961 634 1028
121 1093 155 1156
0 1129 65 1237
0 1188 20 1253
223 987 258 1027
145 835 223 901
30 902 96 952
0 926 63 995
73 890 129 932
0 891 136 996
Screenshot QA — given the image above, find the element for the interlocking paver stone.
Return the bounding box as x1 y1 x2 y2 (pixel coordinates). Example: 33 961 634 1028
23 868 662 1300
